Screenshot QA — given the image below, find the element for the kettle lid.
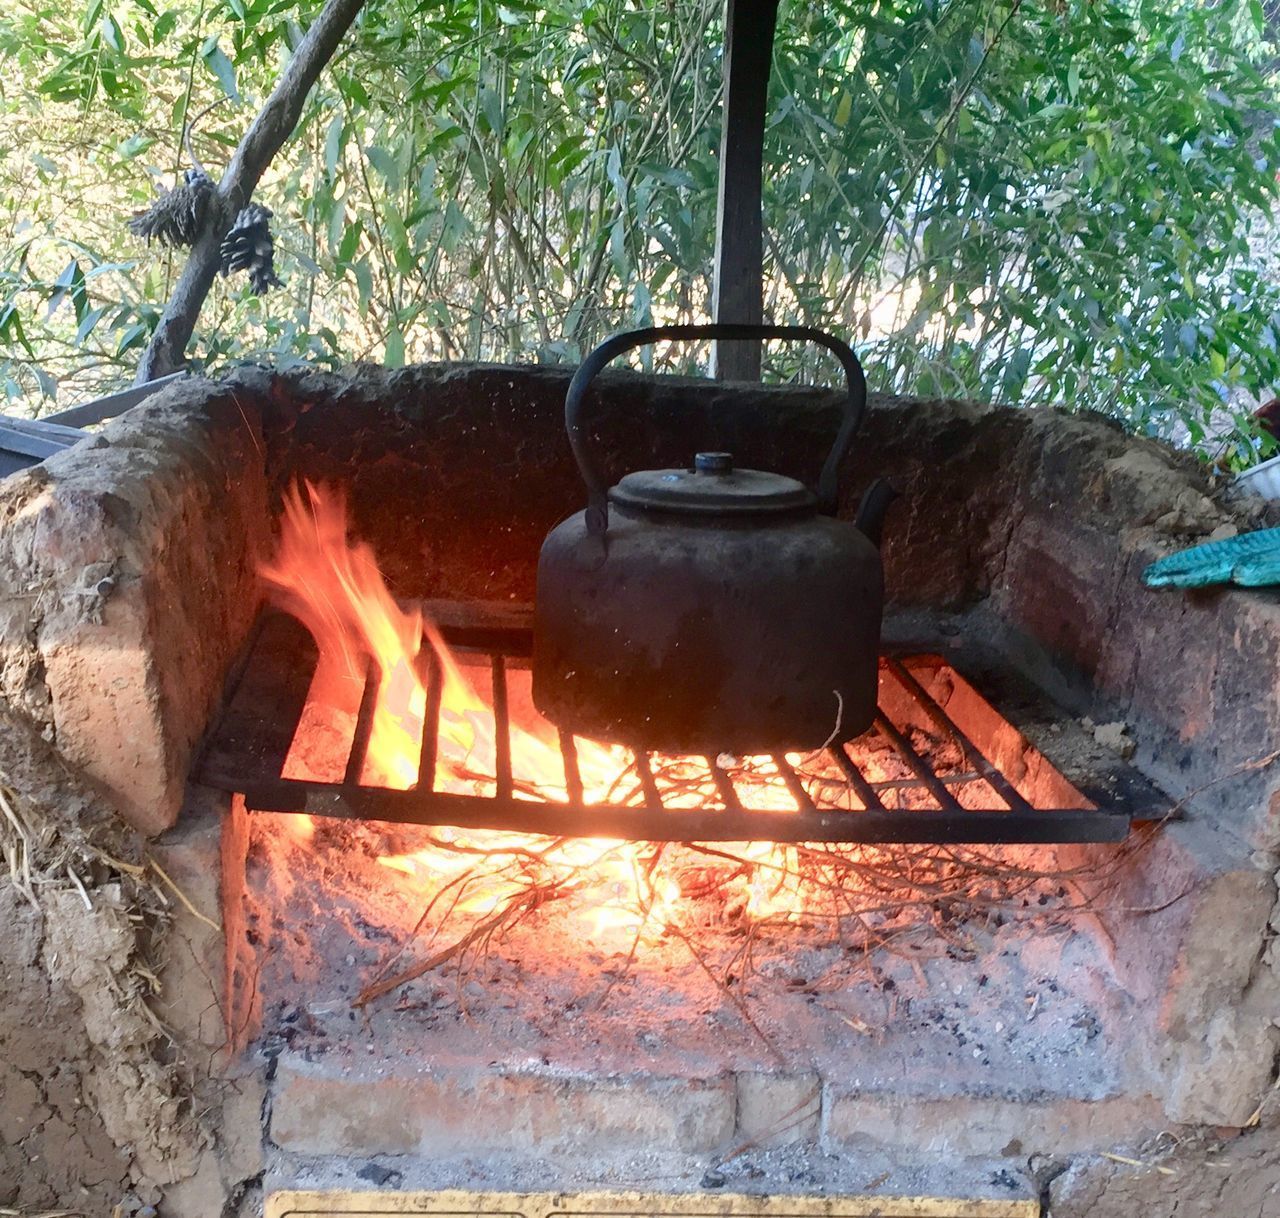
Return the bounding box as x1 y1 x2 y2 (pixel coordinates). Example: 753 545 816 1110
609 452 816 517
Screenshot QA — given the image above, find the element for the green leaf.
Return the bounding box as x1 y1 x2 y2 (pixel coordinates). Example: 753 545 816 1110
202 38 240 101
834 90 852 129
365 145 399 192
0 306 35 358
117 132 154 158
384 210 414 274
353 258 373 317
324 114 344 180
115 322 148 356
480 88 504 137
83 0 104 36
385 324 405 367
337 220 361 265
46 259 86 322
31 366 57 399
75 306 107 346
100 13 124 54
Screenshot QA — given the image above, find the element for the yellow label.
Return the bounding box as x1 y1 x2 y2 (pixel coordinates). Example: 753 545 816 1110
266 1188 1039 1218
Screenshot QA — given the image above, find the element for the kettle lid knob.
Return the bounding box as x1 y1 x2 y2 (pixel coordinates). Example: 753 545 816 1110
694 451 734 474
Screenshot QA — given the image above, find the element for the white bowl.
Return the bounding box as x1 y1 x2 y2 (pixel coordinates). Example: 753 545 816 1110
1235 453 1280 500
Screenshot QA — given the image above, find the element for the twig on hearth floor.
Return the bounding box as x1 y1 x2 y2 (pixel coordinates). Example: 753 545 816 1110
0 784 38 908
590 844 671 1012
146 855 221 932
369 863 486 990
0 1209 86 1217
666 920 785 1067
1100 1151 1176 1176
353 880 569 1008
709 1085 822 1168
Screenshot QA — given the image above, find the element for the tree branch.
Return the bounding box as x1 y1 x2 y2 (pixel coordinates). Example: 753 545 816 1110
136 0 367 383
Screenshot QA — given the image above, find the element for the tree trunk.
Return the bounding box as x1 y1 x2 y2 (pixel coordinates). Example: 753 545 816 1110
136 0 367 383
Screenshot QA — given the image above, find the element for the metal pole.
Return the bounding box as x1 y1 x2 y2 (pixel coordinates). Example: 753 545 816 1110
711 0 779 381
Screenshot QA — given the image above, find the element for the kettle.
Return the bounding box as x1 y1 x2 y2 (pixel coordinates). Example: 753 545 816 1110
532 324 895 754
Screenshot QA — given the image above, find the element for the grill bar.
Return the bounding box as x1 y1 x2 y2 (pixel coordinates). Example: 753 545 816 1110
559 729 585 804
240 777 1132 843
884 657 1033 813
706 755 743 810
344 658 381 786
873 713 967 813
773 753 818 812
194 606 1140 845
198 610 316 791
416 648 444 792
491 654 513 801
825 745 886 812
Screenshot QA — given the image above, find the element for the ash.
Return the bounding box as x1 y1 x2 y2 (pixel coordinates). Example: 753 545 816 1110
244 812 1146 1103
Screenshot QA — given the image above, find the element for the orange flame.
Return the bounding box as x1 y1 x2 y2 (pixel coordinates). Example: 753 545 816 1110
260 481 822 941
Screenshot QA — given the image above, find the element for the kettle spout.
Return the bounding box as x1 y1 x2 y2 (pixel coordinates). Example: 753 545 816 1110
853 478 901 549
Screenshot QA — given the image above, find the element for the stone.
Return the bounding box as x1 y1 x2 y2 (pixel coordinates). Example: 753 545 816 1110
1049 1125 1280 1217
155 1149 228 1218
1157 868 1280 1126
216 1072 266 1182
1091 721 1136 759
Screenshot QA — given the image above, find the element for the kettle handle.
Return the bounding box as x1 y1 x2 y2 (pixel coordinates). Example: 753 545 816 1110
565 324 867 535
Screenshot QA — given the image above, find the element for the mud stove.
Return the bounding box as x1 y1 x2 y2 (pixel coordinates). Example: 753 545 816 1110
0 361 1276 1217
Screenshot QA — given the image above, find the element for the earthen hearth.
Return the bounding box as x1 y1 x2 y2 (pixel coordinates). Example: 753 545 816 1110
0 364 1277 1216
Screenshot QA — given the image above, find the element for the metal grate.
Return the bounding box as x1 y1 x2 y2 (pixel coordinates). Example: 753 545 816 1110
195 603 1142 845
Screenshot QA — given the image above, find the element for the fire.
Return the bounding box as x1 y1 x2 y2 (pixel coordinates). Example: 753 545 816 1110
260 482 535 792
259 481 831 946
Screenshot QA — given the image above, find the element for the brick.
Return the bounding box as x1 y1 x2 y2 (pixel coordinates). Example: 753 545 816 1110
823 1091 1163 1157
0 380 270 836
271 1058 735 1157
150 798 232 1053
735 1070 820 1146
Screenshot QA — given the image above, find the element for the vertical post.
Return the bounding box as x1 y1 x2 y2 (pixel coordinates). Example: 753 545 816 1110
711 0 779 382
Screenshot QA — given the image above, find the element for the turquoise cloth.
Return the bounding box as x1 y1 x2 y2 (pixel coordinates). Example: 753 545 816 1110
1142 527 1280 588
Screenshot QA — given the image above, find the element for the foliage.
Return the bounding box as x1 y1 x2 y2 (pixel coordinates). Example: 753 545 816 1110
0 0 1279 456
